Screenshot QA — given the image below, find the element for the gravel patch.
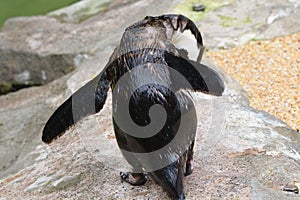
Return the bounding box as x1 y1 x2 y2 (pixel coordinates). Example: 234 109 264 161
207 32 300 131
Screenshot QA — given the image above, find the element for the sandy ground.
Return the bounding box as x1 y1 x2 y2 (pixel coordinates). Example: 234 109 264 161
207 32 300 131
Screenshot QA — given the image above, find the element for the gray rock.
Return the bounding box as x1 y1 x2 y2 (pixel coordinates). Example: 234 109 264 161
0 17 77 94
256 5 300 40
178 0 300 49
51 174 81 190
47 0 113 23
1 0 299 94
24 176 53 192
0 0 299 199
0 0 177 181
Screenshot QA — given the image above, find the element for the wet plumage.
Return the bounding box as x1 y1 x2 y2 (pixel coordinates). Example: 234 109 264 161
42 14 224 200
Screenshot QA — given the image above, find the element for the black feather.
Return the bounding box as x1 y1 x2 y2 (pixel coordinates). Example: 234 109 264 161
42 73 109 143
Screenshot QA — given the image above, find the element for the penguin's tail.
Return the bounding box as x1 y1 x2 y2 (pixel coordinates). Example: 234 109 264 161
150 161 185 200
42 73 110 144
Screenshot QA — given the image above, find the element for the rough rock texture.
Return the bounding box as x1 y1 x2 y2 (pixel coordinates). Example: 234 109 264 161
0 0 299 199
0 17 77 94
178 0 300 49
1 0 299 94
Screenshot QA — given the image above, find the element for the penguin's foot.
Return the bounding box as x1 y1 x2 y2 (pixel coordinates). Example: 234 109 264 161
184 159 194 176
120 172 147 186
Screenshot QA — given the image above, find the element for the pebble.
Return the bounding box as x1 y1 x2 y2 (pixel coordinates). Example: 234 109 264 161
193 3 205 12
283 184 299 194
207 32 300 131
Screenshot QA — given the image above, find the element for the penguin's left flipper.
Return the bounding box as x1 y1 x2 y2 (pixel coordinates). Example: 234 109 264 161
42 72 110 144
164 51 224 96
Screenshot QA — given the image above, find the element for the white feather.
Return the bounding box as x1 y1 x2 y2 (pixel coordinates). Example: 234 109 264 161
172 30 200 62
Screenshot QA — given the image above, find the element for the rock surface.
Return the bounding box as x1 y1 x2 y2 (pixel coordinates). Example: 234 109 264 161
0 0 299 199
1 0 299 94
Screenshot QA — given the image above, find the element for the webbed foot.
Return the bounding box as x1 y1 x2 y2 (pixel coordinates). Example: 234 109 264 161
120 172 147 186
185 140 195 176
185 159 194 176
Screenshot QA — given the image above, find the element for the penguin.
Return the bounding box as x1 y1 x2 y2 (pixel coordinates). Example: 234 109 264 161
42 14 224 200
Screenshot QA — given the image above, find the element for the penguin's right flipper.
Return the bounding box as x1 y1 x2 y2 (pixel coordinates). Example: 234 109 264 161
42 72 110 144
164 51 224 96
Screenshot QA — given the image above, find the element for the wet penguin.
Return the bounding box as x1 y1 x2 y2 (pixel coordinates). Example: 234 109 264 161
42 14 224 199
